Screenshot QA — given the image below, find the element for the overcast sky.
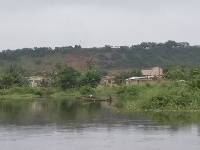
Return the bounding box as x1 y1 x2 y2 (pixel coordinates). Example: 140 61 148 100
0 0 200 50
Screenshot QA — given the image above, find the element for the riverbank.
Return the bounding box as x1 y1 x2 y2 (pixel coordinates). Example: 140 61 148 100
1 81 200 111
114 82 200 112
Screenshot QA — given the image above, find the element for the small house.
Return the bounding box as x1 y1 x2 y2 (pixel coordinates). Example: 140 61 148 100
141 67 163 78
28 76 44 87
126 67 164 85
126 77 145 85
99 76 116 87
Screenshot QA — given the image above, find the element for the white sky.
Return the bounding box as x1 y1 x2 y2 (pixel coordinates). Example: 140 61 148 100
0 0 200 50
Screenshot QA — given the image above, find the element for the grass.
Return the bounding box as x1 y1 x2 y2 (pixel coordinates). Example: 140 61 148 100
115 82 200 112
0 86 58 100
51 89 80 99
0 87 82 100
1 81 200 112
0 94 36 100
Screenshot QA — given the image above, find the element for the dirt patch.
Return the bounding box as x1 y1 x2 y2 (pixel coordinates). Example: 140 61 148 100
65 54 90 71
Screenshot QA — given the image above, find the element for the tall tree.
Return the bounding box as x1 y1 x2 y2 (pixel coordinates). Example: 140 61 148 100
52 64 80 90
164 66 190 80
0 65 29 89
78 70 101 88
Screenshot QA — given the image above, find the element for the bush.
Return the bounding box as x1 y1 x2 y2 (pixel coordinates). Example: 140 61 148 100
146 83 152 88
116 85 140 97
0 86 33 95
143 93 192 110
79 86 95 96
33 87 55 97
144 95 171 109
0 86 56 97
188 75 200 89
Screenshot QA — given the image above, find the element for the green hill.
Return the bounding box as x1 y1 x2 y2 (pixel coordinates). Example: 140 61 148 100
0 41 200 73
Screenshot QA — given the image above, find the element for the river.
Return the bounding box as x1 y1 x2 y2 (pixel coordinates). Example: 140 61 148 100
0 98 200 150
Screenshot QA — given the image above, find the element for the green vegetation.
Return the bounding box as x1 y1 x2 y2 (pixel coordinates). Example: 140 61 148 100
0 61 102 99
1 63 200 112
0 87 58 99
1 41 200 112
0 41 200 73
78 70 101 88
0 64 29 89
79 86 95 96
102 66 200 111
51 64 80 90
115 82 200 111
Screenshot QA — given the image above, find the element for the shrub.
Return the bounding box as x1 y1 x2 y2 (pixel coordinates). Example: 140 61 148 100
0 86 34 95
145 83 152 88
170 93 192 107
33 87 55 97
147 95 171 109
79 86 95 96
116 85 140 97
143 93 192 110
188 75 200 89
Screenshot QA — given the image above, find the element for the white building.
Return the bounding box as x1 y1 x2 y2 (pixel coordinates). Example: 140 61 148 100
28 76 44 87
141 67 163 78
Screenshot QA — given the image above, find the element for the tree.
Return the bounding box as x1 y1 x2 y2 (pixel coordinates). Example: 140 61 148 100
164 66 190 80
140 42 149 49
74 45 81 50
85 59 95 70
164 40 178 48
52 65 80 90
0 65 29 89
189 67 200 89
78 70 101 88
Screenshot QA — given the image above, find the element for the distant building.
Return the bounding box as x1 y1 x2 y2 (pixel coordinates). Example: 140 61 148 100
99 76 116 87
126 77 147 85
141 67 163 78
28 76 44 87
125 67 164 85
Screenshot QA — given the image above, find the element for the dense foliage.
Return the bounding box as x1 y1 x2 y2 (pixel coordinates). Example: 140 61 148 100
0 65 29 89
78 70 101 88
51 64 81 90
0 41 200 73
1 41 200 111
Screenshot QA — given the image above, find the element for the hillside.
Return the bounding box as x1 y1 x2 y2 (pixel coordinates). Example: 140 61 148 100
0 41 200 73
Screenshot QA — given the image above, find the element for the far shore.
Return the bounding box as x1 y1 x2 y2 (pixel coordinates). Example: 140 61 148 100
1 81 200 112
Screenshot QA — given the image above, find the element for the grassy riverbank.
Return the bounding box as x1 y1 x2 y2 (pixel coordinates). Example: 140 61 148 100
114 82 200 111
1 81 200 111
0 87 56 100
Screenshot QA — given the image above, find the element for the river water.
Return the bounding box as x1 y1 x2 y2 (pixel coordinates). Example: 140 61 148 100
0 99 200 150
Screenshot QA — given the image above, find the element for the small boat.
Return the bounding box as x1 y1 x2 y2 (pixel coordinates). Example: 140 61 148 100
80 96 107 102
77 95 113 102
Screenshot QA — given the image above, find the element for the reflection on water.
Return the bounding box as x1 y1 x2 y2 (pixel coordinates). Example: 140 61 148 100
0 99 200 127
0 99 104 126
143 111 200 126
0 99 200 150
0 99 116 126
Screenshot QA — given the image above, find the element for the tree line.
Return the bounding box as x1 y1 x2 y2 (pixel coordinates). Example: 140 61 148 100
1 63 200 91
0 62 102 90
0 41 200 72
